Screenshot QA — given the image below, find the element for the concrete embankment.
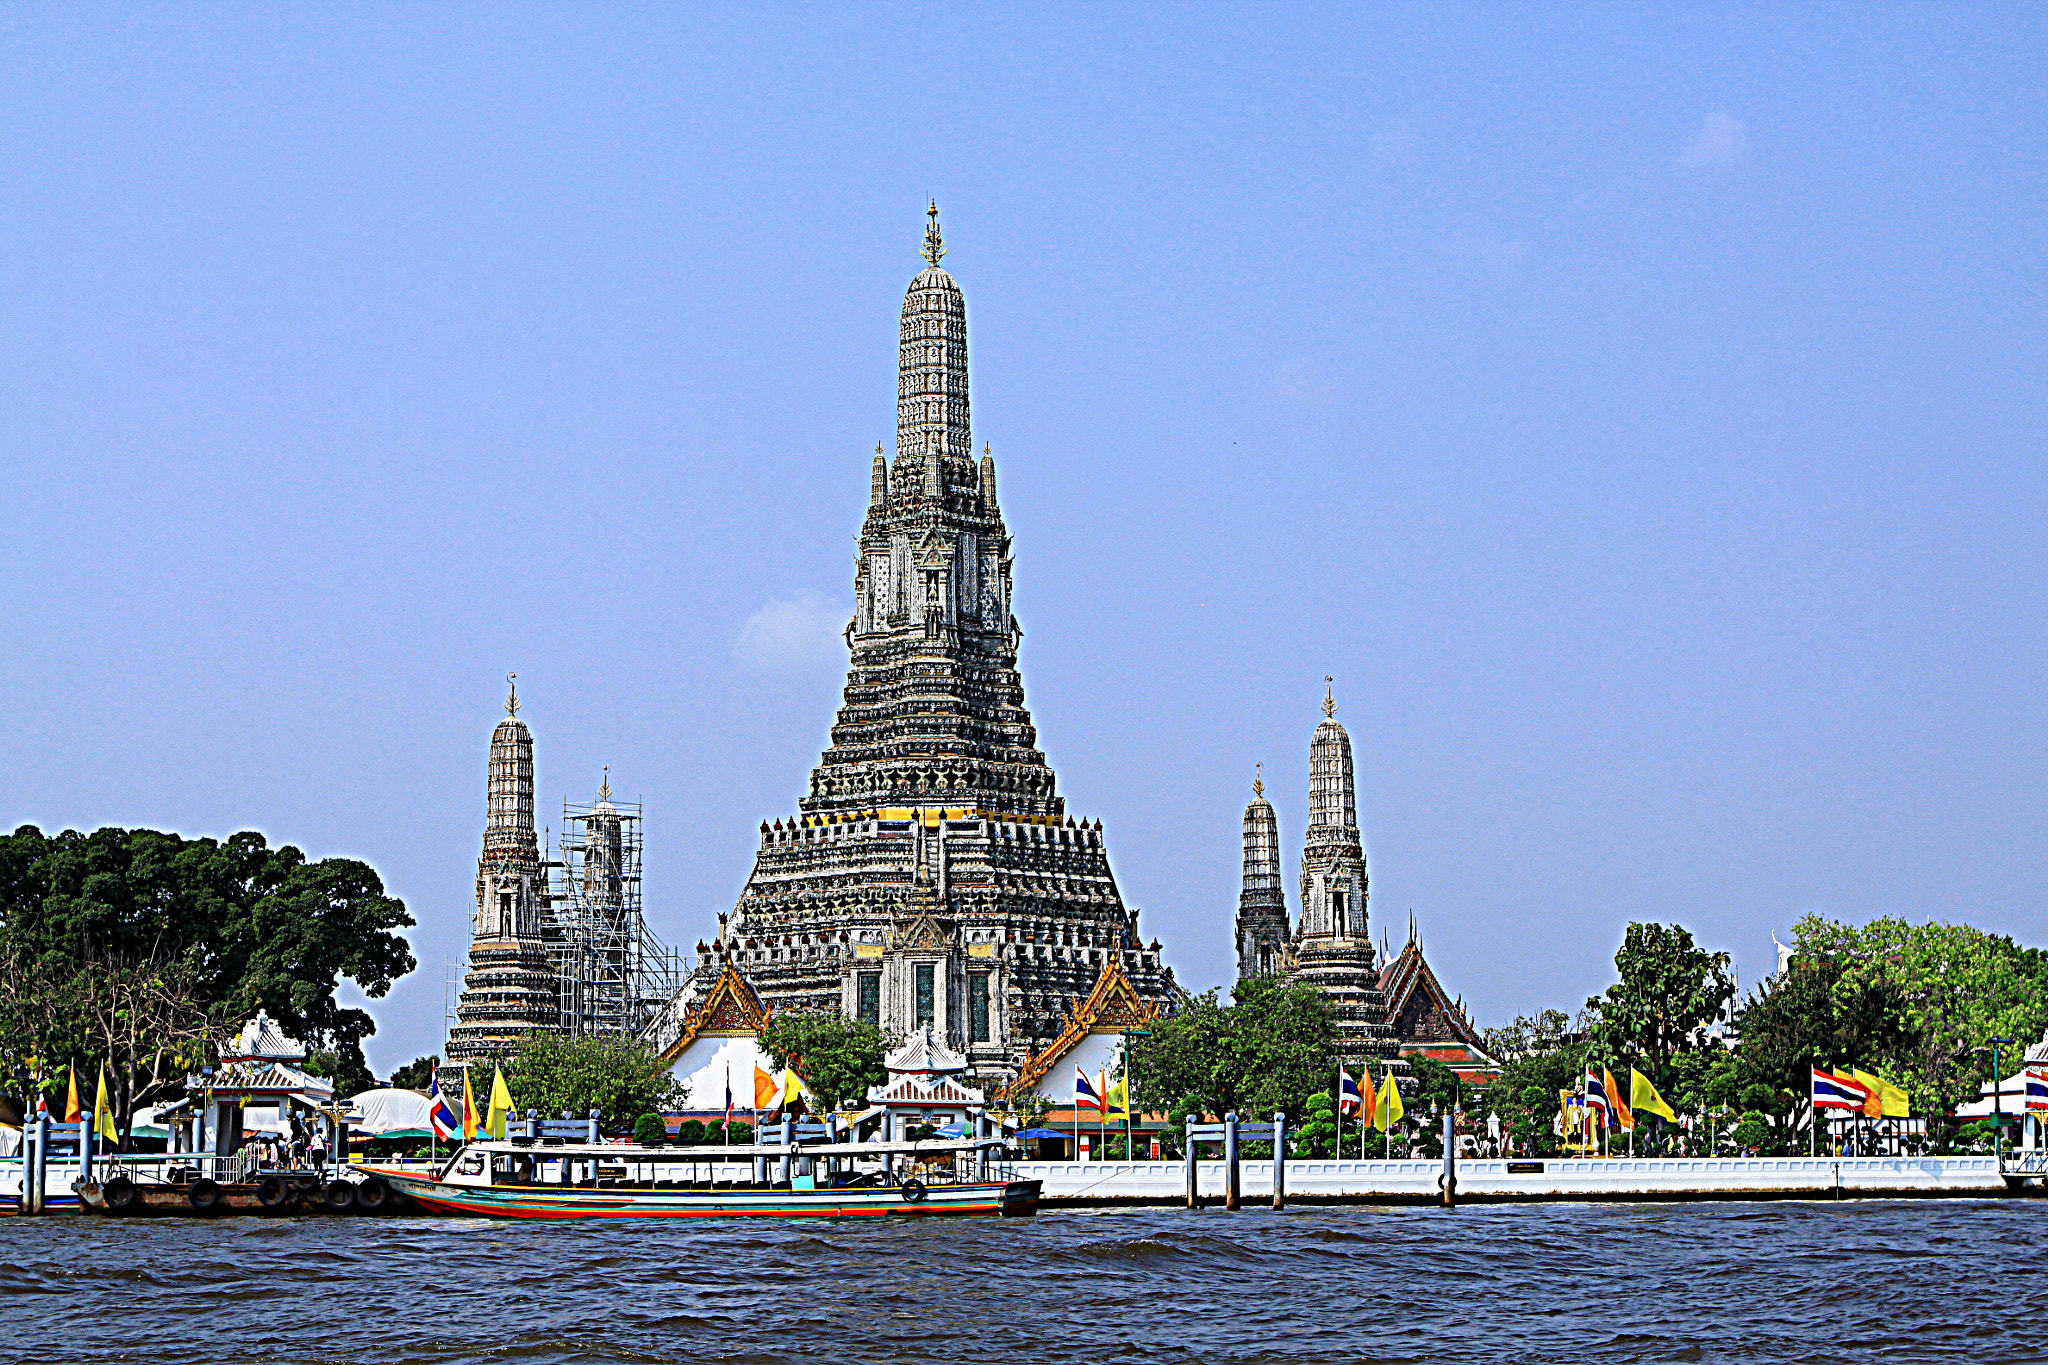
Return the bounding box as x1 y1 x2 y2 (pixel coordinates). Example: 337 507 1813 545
1030 1155 2020 1206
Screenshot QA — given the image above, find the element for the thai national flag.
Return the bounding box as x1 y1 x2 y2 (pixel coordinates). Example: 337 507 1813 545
1338 1068 1364 1116
1074 1065 1105 1112
427 1076 460 1141
2025 1067 2048 1113
1584 1067 1611 1122
1812 1068 1867 1111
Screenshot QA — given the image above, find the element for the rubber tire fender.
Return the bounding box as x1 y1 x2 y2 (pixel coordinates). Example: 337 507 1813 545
354 1177 390 1210
101 1176 138 1213
899 1178 928 1204
187 1178 223 1212
322 1180 358 1212
255 1175 290 1208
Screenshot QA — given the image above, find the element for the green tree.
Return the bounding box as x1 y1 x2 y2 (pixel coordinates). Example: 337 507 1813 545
498 1033 683 1132
0 824 415 1146
1587 923 1734 1074
389 1056 439 1091
1789 915 2048 1129
757 1010 887 1111
1128 975 1338 1128
1291 1090 1339 1157
1404 1054 1461 1117
305 1046 377 1100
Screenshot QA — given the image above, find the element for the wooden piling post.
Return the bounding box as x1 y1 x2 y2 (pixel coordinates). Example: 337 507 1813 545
29 1110 50 1216
1272 1112 1287 1210
1224 1112 1241 1211
1184 1119 1199 1209
1441 1111 1456 1208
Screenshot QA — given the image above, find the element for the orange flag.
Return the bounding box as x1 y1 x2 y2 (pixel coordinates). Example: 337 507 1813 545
64 1065 82 1122
754 1063 780 1111
1604 1066 1633 1132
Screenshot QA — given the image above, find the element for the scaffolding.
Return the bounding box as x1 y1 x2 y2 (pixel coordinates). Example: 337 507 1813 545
543 782 687 1040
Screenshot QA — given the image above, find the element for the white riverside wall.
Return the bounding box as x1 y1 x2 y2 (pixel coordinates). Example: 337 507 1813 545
1019 1156 2010 1204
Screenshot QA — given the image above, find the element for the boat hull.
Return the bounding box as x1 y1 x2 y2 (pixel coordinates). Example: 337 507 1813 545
376 1173 1040 1220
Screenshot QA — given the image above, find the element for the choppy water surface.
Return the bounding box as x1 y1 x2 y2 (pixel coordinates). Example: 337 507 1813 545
5 1200 2042 1364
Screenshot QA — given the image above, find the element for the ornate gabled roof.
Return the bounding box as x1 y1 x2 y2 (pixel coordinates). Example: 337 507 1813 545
885 1028 968 1076
655 962 771 1066
868 1071 985 1108
222 1009 305 1064
997 954 1160 1101
1377 933 1492 1059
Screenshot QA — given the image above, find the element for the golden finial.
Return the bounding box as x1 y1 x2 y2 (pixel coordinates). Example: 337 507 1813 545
1323 676 1337 719
599 765 611 802
983 442 991 456
876 441 884 456
922 199 946 265
506 672 520 717
1253 762 1265 799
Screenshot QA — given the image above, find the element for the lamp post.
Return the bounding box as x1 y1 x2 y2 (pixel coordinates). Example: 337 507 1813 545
1119 1027 1152 1161
1989 1037 2016 1167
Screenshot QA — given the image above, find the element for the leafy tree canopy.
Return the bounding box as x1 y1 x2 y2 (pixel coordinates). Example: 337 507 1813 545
1736 915 2048 1136
498 1033 684 1132
389 1056 440 1091
1128 974 1338 1127
757 1010 888 1111
0 824 415 1145
1586 922 1734 1073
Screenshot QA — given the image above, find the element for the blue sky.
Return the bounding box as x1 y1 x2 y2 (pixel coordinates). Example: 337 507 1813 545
2 6 2043 1075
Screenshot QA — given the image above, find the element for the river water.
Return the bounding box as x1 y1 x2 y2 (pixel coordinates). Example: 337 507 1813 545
5 1200 2041 1363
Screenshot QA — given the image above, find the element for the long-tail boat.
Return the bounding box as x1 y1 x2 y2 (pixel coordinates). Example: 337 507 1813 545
369 1137 1039 1220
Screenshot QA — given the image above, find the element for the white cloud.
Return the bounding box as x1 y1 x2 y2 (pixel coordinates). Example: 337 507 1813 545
1269 356 1336 406
735 591 845 667
1681 111 1747 167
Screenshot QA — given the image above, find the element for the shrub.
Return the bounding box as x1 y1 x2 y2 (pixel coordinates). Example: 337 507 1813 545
676 1118 707 1144
633 1113 669 1145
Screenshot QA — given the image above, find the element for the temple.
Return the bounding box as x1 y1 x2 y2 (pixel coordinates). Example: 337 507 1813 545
1377 918 1500 1089
1231 683 1399 1068
669 205 1178 1088
442 676 561 1094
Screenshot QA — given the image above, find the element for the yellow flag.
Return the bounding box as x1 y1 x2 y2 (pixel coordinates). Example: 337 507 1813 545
1854 1069 1909 1118
1105 1075 1130 1124
487 1064 515 1141
1375 1067 1404 1130
1629 1068 1678 1123
94 1064 117 1143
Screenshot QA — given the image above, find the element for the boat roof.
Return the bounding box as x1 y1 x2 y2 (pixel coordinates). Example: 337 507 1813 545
453 1138 1008 1159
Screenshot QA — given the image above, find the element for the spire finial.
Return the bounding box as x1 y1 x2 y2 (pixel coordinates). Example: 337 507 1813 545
876 441 884 456
1253 762 1264 799
506 672 520 717
1322 675 1336 719
599 765 611 802
983 441 991 456
922 200 946 265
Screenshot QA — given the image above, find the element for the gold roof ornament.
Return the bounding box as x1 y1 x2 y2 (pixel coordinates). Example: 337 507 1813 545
506 672 520 717
1253 762 1264 799
1323 675 1337 719
598 765 612 802
922 199 946 265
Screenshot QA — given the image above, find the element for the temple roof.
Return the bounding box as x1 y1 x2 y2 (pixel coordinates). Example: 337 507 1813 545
655 962 771 1066
222 1010 305 1064
1376 930 1494 1061
998 954 1161 1102
885 1028 968 1076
